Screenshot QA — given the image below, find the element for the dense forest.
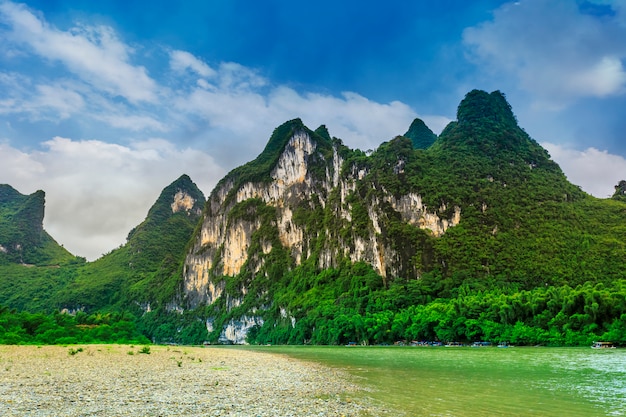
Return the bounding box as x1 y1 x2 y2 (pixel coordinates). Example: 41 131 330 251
2 262 625 346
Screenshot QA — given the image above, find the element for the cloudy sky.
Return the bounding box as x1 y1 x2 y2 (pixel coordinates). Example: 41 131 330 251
1 0 625 260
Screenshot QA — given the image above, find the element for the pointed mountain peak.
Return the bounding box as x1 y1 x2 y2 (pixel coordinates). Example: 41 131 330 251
146 175 205 221
314 124 332 141
167 174 206 215
433 89 548 161
258 118 306 159
120 175 206 274
404 118 437 149
127 175 205 244
457 90 517 129
216 118 336 206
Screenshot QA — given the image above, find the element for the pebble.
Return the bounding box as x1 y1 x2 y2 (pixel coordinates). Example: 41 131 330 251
0 345 389 416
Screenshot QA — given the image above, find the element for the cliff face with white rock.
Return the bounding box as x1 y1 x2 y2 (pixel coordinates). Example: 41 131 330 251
182 119 461 343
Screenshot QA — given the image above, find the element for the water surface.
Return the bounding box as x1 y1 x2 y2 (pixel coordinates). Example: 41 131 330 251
251 346 626 416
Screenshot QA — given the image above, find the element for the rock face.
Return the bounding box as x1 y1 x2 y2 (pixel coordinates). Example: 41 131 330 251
171 190 199 214
183 119 461 343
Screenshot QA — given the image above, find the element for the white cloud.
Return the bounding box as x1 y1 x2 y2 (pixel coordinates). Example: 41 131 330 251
96 113 168 132
463 0 626 106
172 72 425 154
543 142 626 198
0 2 457 263
269 88 420 149
170 50 216 78
0 138 224 261
32 84 85 118
0 1 157 103
566 56 626 97
0 73 86 121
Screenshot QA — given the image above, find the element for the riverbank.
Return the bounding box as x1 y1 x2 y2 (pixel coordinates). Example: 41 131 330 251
0 345 388 416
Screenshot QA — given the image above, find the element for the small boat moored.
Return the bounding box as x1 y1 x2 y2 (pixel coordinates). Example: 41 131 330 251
592 341 616 349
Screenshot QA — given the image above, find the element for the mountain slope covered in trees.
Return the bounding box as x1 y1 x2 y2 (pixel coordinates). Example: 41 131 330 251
1 90 625 346
181 90 626 345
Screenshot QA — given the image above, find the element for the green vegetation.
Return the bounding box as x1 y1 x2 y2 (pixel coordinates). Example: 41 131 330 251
206 90 626 347
613 180 626 201
0 175 206 344
68 347 83 355
0 306 149 345
245 262 626 346
54 174 205 312
404 117 437 149
1 90 625 348
0 185 75 266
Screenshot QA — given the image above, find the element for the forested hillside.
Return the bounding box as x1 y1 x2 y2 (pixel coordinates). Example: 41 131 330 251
181 90 626 346
1 90 625 346
0 175 205 344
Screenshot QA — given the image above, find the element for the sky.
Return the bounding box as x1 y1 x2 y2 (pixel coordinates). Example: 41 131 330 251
1 0 625 261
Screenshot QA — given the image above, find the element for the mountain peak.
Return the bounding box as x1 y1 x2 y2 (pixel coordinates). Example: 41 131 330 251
0 185 45 250
215 118 336 207
0 185 73 265
0 184 24 204
432 89 553 164
169 174 205 215
258 118 305 160
130 174 205 241
457 90 517 129
404 118 437 149
314 124 332 141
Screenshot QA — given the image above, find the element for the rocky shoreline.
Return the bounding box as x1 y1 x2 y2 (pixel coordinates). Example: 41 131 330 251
0 345 389 416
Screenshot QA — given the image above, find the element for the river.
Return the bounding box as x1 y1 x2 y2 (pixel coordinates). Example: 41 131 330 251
256 345 626 416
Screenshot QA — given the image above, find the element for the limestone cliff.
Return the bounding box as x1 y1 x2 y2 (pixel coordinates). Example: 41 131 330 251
182 119 460 343
181 91 592 344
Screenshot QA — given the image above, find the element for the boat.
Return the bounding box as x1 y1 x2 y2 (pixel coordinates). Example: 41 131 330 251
592 341 616 349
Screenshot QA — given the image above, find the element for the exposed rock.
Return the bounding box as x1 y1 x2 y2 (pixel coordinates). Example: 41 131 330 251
171 190 197 214
182 122 463 343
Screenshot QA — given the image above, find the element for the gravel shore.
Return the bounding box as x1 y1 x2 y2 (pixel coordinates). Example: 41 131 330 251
0 345 388 416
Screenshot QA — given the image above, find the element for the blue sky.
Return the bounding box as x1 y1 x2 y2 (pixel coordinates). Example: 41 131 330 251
1 0 625 260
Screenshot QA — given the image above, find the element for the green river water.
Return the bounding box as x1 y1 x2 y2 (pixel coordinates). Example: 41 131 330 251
252 346 626 416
